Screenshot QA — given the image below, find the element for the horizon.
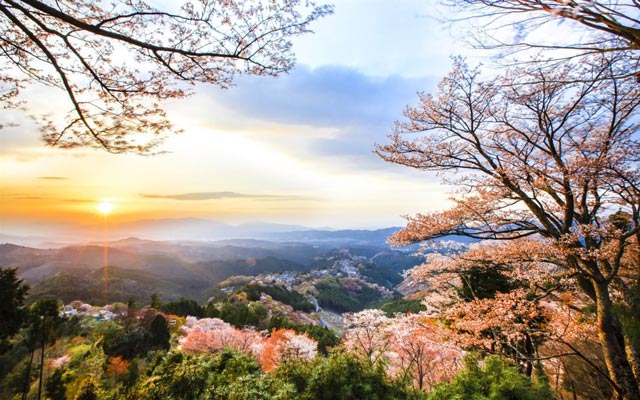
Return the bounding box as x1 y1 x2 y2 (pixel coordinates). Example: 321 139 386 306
0 216 408 248
0 0 466 233
2 0 582 236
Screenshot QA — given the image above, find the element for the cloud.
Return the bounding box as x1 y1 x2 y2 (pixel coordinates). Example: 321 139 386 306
139 192 317 201
63 198 93 203
217 65 434 128
12 196 44 200
39 176 68 180
175 65 439 173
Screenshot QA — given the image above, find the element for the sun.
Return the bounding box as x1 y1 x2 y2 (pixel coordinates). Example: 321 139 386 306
96 200 115 215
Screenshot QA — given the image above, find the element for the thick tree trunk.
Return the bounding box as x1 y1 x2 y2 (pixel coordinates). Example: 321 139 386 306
594 280 640 400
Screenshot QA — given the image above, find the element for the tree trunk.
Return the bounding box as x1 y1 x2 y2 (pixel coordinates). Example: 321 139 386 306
625 334 640 384
594 280 640 400
37 317 46 400
21 349 35 400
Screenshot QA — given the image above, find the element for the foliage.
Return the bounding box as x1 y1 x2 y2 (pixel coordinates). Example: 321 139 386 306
315 278 382 313
445 289 550 377
219 301 253 328
428 354 555 400
259 329 317 372
102 325 146 359
343 310 464 390
360 263 403 289
28 298 65 346
0 267 29 346
135 349 265 400
45 367 67 400
180 316 261 356
342 309 391 366
458 265 515 301
211 373 296 400
102 313 170 359
161 298 204 318
379 298 426 317
150 293 160 309
0 342 30 390
245 283 315 313
268 317 340 356
106 356 129 380
249 302 269 322
75 379 99 400
148 315 171 351
275 350 420 400
378 55 640 398
132 347 417 400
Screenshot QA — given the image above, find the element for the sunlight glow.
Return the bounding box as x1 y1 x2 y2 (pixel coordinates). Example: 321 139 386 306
96 200 115 215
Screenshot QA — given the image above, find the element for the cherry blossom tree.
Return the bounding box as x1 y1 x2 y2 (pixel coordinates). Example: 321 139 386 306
179 317 263 356
445 288 550 376
50 354 70 369
0 0 331 153
342 309 465 391
385 313 464 391
377 56 640 399
258 328 317 372
539 298 616 399
342 309 391 367
406 238 618 394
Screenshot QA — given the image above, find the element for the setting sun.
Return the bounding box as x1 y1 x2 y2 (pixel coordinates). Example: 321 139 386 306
96 201 115 215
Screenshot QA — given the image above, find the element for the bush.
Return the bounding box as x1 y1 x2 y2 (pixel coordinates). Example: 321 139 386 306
276 350 419 400
244 284 315 313
379 298 426 316
135 349 266 400
160 298 204 318
268 317 339 356
428 354 555 400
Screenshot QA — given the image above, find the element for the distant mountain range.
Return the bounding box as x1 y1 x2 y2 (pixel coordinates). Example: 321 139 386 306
2 218 479 252
109 218 318 241
0 221 474 306
0 239 321 304
1 218 404 246
106 219 475 247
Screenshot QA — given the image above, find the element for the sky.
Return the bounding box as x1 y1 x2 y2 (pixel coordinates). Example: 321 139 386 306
0 0 484 236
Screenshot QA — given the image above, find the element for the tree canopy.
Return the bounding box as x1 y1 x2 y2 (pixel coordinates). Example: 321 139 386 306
377 56 640 399
0 0 331 153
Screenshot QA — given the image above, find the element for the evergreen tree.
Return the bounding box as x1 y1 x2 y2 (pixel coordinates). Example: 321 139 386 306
0 267 29 346
148 315 170 351
45 368 66 400
428 355 554 400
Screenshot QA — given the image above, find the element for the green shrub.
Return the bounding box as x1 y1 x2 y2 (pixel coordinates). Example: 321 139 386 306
428 354 555 400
